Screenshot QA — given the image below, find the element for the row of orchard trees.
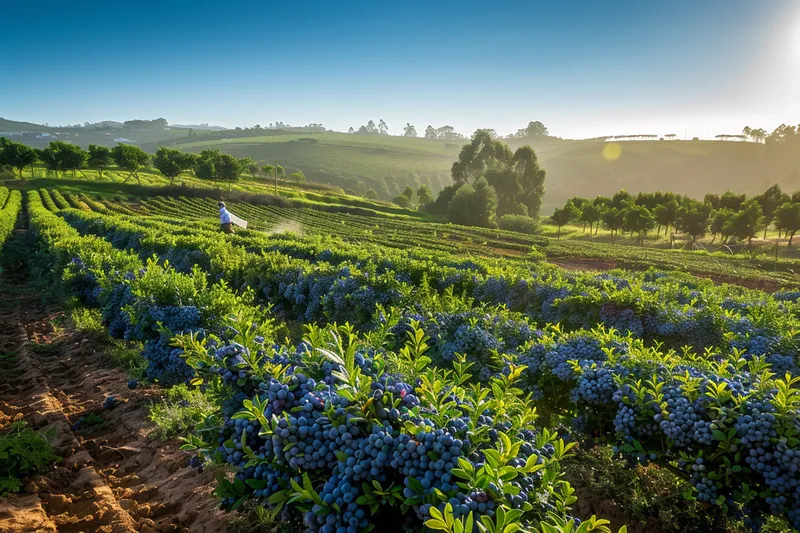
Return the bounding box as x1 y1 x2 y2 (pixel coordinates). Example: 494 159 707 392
0 138 306 185
551 184 800 247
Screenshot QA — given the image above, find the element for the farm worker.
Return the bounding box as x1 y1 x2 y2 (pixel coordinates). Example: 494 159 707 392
219 201 235 234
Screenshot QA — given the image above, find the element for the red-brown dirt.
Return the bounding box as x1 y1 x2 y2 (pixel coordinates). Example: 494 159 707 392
0 257 228 533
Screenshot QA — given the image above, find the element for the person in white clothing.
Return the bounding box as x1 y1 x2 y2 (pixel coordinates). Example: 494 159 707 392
219 201 234 234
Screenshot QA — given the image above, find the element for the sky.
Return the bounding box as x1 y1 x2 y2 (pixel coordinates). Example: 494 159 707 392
1 0 799 139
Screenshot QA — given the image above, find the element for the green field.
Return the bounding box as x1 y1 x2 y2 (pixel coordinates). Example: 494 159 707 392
5 116 800 212
167 131 800 211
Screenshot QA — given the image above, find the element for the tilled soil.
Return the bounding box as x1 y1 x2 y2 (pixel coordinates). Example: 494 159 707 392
0 227 228 533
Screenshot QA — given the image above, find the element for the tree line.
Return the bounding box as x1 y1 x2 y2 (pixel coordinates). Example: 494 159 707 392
551 184 800 247
0 138 307 185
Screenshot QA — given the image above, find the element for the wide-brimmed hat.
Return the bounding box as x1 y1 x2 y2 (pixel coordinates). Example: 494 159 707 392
219 201 226 208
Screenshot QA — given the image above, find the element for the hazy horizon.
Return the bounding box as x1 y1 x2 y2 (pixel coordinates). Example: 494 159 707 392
2 0 799 140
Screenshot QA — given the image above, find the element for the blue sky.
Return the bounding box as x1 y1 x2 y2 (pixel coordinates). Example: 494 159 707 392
1 0 799 139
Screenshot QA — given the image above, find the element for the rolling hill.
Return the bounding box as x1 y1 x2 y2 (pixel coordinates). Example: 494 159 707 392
164 132 800 211
4 116 800 211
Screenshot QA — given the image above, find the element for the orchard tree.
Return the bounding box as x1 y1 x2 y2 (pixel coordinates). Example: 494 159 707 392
601 207 625 243
579 203 601 234
653 199 678 236
622 204 655 245
711 209 735 243
403 124 417 137
775 202 800 246
704 193 721 210
112 144 149 183
675 202 711 244
40 141 87 178
719 190 746 211
726 200 765 248
754 184 788 239
0 138 37 178
611 189 633 209
550 203 580 239
87 145 113 177
153 146 185 182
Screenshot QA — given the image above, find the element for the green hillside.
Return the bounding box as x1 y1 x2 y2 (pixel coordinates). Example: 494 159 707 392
165 131 461 197
6 117 800 211
165 132 800 211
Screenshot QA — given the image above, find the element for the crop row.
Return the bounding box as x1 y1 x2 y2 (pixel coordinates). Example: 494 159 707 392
31 188 800 530
0 187 22 251
122 193 800 287
26 189 619 532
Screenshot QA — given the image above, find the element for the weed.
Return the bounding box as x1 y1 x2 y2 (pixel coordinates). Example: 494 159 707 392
148 384 218 440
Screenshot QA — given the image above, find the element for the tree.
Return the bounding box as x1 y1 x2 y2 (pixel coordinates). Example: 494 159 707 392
653 199 678 236
525 121 548 137
393 194 412 208
451 130 511 186
366 120 377 134
0 138 37 178
450 132 546 218
704 193 721 210
601 207 625 243
112 144 149 183
719 190 746 211
290 171 306 183
622 205 655 245
416 184 433 206
725 200 765 248
611 190 633 210
153 146 185 182
238 157 257 177
364 189 379 200
448 178 498 228
675 202 711 244
579 203 601 234
512 145 547 218
754 184 787 239
348 127 355 134
87 145 113 178
378 119 388 135
403 124 417 137
424 126 437 140
775 202 800 246
39 141 87 178
551 203 579 238
710 209 734 243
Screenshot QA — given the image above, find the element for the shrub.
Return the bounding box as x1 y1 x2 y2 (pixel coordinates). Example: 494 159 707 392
498 214 540 234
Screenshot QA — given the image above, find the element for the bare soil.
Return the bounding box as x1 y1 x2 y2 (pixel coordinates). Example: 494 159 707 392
0 226 228 533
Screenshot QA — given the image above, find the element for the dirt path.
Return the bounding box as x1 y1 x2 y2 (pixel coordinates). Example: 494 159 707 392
0 220 228 533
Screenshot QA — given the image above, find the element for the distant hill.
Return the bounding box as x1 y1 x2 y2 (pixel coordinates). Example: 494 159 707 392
0 117 55 133
162 131 800 209
4 117 799 210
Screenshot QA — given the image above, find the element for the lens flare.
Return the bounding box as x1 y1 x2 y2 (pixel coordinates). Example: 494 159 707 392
603 142 622 162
